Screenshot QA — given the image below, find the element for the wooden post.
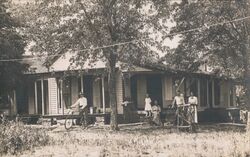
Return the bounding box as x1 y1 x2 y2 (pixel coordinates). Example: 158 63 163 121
206 79 209 107
34 81 38 114
81 74 84 93
228 81 231 107
197 79 201 107
102 77 106 113
60 79 64 115
247 112 250 132
13 90 17 115
57 81 60 114
41 79 45 115
212 80 215 107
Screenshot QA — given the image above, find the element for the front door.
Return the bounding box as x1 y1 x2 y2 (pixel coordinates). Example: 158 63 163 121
147 75 163 107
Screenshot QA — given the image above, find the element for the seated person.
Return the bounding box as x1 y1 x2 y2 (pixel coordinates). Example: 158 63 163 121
151 100 162 126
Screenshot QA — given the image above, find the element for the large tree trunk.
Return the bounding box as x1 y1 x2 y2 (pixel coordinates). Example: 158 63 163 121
244 35 250 109
108 54 119 131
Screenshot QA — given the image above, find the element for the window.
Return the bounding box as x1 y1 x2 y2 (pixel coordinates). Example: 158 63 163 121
62 77 71 108
208 80 213 107
200 78 208 107
230 84 234 107
189 78 198 97
214 79 220 106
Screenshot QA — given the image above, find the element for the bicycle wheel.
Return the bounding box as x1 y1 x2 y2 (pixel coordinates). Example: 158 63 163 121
65 115 73 130
79 116 87 129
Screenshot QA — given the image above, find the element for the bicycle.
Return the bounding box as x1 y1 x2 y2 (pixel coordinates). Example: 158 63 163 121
64 107 88 130
176 104 197 132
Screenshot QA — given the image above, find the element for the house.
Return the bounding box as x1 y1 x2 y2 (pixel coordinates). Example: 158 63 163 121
7 53 239 123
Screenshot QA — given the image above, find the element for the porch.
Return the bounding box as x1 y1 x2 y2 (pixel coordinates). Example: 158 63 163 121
16 71 113 116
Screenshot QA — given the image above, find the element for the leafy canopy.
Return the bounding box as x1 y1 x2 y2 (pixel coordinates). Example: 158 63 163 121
16 0 171 68
0 0 26 94
166 0 250 78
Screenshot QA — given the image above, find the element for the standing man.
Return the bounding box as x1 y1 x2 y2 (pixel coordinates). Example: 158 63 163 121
172 91 185 125
172 90 185 108
71 92 88 126
188 92 198 124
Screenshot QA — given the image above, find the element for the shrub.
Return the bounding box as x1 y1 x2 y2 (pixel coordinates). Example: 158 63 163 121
0 121 50 155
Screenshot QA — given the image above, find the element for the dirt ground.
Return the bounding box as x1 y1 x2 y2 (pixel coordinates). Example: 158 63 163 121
4 123 250 157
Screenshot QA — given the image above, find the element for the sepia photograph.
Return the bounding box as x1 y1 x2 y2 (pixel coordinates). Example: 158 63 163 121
0 0 250 156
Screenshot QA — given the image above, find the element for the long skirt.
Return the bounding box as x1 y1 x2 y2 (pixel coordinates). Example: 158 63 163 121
190 105 198 123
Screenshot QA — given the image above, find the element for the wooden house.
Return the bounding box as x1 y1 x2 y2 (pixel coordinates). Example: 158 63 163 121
8 53 238 123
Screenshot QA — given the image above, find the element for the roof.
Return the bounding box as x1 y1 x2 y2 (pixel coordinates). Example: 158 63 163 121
22 53 235 80
22 56 48 74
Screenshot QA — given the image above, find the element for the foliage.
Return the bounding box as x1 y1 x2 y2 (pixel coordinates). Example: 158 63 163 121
0 121 50 155
168 0 249 76
0 0 27 95
13 0 171 130
166 0 250 105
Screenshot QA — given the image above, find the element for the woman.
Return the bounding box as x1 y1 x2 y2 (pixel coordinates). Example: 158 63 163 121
188 92 198 124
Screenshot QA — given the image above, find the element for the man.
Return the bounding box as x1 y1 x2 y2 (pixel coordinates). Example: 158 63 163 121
71 92 88 126
172 91 185 125
172 90 185 108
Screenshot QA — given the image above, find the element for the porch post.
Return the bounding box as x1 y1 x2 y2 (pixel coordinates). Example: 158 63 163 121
212 80 215 107
41 79 45 115
60 79 64 115
228 81 231 107
102 77 106 113
81 74 84 93
34 81 38 114
197 79 201 107
206 79 209 107
13 90 17 115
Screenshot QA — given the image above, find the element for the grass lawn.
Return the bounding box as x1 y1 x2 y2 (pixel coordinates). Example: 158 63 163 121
3 124 250 157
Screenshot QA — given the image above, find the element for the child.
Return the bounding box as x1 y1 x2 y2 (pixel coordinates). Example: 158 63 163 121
144 94 152 117
151 100 162 126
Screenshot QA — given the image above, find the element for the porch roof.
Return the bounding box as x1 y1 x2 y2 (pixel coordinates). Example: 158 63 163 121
22 53 235 80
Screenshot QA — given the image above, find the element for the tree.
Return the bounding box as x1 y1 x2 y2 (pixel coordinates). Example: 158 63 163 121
0 0 26 100
167 0 250 107
14 0 171 130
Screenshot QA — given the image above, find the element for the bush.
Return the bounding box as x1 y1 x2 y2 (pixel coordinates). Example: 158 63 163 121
0 121 50 155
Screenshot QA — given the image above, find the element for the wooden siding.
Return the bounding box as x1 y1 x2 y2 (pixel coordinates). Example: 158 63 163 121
48 78 58 114
116 72 124 114
137 75 146 109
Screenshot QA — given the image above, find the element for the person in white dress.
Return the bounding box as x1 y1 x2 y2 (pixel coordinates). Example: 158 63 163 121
144 93 152 117
188 92 198 123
